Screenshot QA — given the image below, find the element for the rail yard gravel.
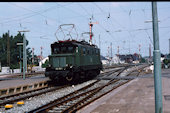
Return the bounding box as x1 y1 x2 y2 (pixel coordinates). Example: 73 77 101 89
1 80 96 113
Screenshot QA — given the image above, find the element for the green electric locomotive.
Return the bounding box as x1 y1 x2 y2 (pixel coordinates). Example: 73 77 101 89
45 39 102 82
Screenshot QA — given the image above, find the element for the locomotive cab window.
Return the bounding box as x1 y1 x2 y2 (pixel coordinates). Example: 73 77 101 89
87 49 90 55
96 49 99 55
53 47 60 54
61 47 67 53
68 47 74 53
52 46 75 54
83 48 86 54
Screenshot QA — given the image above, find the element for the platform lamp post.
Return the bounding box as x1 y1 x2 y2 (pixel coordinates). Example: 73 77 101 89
152 2 163 113
17 43 23 73
18 30 30 80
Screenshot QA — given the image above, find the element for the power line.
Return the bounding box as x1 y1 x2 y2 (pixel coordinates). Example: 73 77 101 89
93 3 136 41
145 30 153 45
79 3 116 41
141 8 153 47
1 3 72 25
8 3 63 23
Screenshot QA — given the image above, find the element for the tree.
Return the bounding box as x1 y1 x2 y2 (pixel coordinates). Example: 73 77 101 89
0 31 32 69
42 60 49 68
163 59 169 65
140 58 146 63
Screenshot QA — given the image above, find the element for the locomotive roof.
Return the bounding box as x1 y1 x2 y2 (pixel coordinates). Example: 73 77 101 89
52 39 98 48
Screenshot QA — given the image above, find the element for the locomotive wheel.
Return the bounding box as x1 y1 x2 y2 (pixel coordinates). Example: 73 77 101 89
96 69 100 75
73 73 80 83
86 70 98 79
86 71 93 78
66 76 73 81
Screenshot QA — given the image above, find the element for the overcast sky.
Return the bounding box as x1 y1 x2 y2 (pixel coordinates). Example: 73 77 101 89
0 2 170 57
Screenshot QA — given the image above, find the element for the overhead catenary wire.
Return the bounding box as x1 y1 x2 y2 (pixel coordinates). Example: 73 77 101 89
141 8 154 47
1 2 170 57
93 2 137 51
79 3 116 42
1 3 72 25
2 3 79 41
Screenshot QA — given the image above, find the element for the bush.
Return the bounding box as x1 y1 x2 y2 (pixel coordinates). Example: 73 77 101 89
163 59 169 65
42 60 49 68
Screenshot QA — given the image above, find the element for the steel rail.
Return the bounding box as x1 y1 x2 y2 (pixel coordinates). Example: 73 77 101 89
27 64 146 113
64 65 148 113
66 80 131 113
26 80 100 113
0 85 67 107
27 79 119 113
66 65 148 113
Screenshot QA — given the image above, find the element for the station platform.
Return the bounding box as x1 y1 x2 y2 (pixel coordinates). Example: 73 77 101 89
0 76 49 96
78 69 170 113
0 71 44 80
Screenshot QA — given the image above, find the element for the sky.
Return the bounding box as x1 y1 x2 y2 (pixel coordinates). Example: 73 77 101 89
0 2 170 58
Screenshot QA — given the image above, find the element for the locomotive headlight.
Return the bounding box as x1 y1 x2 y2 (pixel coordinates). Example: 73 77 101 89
76 47 78 53
48 64 51 67
66 64 68 66
70 66 73 68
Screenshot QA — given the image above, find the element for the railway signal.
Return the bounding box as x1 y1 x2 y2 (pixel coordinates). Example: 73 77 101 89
89 21 98 45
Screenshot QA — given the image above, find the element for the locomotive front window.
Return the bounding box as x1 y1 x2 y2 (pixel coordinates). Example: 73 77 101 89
54 47 60 54
68 47 74 53
53 46 75 54
61 47 67 53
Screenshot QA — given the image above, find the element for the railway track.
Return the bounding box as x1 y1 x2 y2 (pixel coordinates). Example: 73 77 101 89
0 85 67 107
0 66 122 109
1 64 147 112
26 65 146 113
27 79 129 113
98 64 133 78
125 64 149 77
97 67 123 78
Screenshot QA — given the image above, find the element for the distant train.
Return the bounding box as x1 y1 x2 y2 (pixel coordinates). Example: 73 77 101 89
45 39 102 82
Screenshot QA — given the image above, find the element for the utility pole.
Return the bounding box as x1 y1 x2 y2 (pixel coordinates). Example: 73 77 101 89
32 48 34 65
18 30 30 80
99 34 101 50
110 42 113 60
17 43 23 73
107 46 110 65
7 30 10 67
117 46 120 64
40 46 43 68
149 44 151 58
40 46 43 60
152 2 163 113
117 46 119 56
129 40 131 54
169 39 170 54
139 44 141 61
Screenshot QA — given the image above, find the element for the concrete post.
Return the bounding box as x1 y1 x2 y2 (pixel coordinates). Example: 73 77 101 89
23 35 26 80
169 39 170 54
152 2 163 113
19 46 22 73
